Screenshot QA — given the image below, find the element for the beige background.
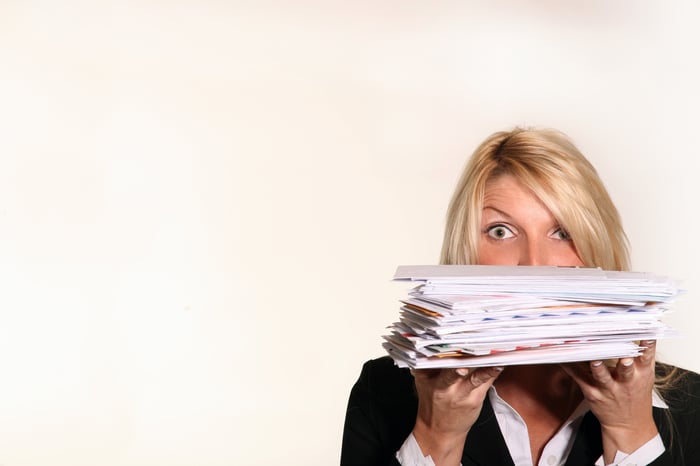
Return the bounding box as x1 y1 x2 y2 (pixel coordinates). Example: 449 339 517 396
1 1 698 465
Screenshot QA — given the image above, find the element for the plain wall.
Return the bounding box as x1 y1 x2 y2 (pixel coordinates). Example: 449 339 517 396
1 1 699 465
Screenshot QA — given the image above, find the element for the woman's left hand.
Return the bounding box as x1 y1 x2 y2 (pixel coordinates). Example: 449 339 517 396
561 340 659 464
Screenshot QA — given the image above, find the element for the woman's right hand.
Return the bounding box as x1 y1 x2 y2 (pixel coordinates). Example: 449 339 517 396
411 366 504 466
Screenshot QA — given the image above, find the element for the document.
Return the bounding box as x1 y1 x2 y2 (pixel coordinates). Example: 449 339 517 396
383 265 681 369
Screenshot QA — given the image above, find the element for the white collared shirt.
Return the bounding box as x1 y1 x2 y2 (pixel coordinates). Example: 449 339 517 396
396 386 667 466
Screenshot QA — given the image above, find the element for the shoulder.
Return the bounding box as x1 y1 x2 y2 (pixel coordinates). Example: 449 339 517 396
343 356 418 462
353 356 416 402
656 362 700 413
653 363 700 462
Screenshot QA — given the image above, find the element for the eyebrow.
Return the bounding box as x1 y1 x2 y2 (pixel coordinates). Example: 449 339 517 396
481 206 514 221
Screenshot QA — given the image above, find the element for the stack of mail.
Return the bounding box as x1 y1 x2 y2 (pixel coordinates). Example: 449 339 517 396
383 265 681 369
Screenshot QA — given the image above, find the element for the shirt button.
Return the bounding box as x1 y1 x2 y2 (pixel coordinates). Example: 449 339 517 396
547 455 557 465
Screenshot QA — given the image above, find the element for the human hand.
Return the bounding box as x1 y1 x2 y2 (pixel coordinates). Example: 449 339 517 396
411 366 504 466
561 340 658 463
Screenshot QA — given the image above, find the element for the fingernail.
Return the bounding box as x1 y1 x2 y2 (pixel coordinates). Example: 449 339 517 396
622 358 634 367
494 366 504 372
456 368 469 377
592 360 603 367
642 340 655 346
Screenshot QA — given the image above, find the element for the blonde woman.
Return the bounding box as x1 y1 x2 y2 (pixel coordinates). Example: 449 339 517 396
341 128 700 466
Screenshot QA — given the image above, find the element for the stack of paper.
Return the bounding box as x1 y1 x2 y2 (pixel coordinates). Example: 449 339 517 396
383 265 681 369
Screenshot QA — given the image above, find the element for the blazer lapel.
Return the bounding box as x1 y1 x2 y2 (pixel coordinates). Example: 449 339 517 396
461 400 603 466
462 396 516 466
564 411 602 466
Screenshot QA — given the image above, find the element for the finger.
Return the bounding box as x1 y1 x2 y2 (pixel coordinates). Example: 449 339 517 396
411 368 462 392
559 363 576 380
468 366 504 388
638 340 657 365
435 368 468 389
562 362 603 390
411 368 441 381
589 360 615 385
615 357 635 382
561 363 602 399
560 362 593 385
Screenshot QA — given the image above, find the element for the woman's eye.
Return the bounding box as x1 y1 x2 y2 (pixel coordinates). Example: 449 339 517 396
552 228 572 241
486 225 514 239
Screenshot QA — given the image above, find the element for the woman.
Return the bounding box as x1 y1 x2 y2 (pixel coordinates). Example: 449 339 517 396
341 128 700 466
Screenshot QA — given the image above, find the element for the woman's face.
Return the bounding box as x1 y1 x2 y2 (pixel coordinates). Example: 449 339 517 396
478 174 584 267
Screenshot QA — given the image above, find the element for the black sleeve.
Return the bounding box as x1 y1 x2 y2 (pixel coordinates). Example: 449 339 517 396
340 357 418 466
650 367 700 465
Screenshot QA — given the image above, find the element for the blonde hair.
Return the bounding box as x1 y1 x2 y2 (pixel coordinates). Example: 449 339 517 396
440 127 630 271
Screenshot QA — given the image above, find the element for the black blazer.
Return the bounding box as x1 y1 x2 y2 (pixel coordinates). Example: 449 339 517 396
341 356 700 465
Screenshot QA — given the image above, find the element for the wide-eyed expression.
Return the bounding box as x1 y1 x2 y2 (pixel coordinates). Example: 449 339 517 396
478 175 584 267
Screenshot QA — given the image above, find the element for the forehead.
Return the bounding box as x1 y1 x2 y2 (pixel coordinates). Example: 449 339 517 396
483 174 540 204
482 174 555 220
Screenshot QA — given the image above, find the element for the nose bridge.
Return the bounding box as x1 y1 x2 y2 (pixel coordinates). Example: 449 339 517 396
519 236 548 266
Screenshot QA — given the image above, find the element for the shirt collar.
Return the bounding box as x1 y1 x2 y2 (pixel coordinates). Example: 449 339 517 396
489 384 669 419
